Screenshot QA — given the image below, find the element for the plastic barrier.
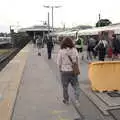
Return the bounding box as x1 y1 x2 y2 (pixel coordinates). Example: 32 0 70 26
89 61 120 92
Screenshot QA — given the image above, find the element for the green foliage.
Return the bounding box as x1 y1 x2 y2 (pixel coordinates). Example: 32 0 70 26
96 19 112 27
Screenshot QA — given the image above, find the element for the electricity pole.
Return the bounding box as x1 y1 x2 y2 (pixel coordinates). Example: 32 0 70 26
98 13 101 27
48 12 50 36
43 5 62 31
10 25 15 48
99 13 101 21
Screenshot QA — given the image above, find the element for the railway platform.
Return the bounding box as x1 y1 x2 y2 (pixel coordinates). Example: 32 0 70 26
0 43 120 120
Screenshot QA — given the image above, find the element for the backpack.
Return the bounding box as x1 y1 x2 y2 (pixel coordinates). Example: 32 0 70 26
98 41 105 50
88 38 96 47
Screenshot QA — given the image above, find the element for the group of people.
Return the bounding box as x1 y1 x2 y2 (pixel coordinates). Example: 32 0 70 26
87 35 108 61
32 35 80 105
75 35 108 61
33 35 54 59
75 34 120 61
89 34 120 61
32 33 120 106
57 34 120 106
34 35 81 105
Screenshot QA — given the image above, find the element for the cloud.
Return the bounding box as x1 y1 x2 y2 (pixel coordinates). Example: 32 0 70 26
0 25 9 33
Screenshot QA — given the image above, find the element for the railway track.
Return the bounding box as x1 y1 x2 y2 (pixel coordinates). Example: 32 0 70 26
0 49 20 71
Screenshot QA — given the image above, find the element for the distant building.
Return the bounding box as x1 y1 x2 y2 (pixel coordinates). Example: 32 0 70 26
109 23 120 27
18 24 94 39
18 25 53 38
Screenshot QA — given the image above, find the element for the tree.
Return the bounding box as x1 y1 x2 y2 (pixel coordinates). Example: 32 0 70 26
96 19 112 27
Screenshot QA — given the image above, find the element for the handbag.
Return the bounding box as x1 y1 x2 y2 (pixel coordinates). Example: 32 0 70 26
68 55 80 75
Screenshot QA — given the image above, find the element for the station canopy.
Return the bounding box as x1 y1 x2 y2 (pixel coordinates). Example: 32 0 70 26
18 25 53 32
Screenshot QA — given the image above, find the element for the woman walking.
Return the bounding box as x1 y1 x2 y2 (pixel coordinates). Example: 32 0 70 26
57 37 80 105
36 36 43 56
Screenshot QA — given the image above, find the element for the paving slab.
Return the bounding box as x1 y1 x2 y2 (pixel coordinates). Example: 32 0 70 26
108 109 120 120
80 84 120 116
95 91 120 107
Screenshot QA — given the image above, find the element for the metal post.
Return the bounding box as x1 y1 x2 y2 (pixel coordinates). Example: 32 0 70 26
43 5 61 32
48 12 50 36
10 26 11 32
98 13 101 27
52 6 54 31
10 25 14 48
99 13 101 21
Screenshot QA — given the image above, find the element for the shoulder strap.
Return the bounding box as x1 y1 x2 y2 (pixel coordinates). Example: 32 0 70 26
68 55 73 64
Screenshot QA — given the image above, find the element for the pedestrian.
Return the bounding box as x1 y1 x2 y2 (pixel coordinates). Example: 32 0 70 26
36 36 43 56
94 37 108 61
75 36 84 60
57 37 80 105
46 36 54 59
112 34 120 60
87 36 97 60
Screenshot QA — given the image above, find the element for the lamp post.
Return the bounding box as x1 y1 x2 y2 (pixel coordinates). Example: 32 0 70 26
10 25 15 48
43 5 61 31
48 12 50 36
98 13 101 27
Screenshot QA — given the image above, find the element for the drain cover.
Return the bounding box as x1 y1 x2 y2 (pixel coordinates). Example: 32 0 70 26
107 91 120 97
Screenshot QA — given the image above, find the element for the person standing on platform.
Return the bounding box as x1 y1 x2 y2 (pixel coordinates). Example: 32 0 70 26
46 36 54 59
94 38 108 61
57 37 80 105
75 36 84 60
112 34 120 60
36 36 43 56
87 36 97 60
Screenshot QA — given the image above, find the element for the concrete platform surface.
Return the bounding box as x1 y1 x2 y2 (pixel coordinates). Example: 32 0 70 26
12 45 80 120
1 44 119 120
0 44 30 120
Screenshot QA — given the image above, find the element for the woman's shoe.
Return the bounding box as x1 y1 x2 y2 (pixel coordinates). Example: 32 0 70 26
63 99 69 105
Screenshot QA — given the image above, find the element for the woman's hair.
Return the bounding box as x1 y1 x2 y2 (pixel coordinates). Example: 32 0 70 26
60 37 74 49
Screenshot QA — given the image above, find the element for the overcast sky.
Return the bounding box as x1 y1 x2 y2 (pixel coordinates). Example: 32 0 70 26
0 0 120 32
